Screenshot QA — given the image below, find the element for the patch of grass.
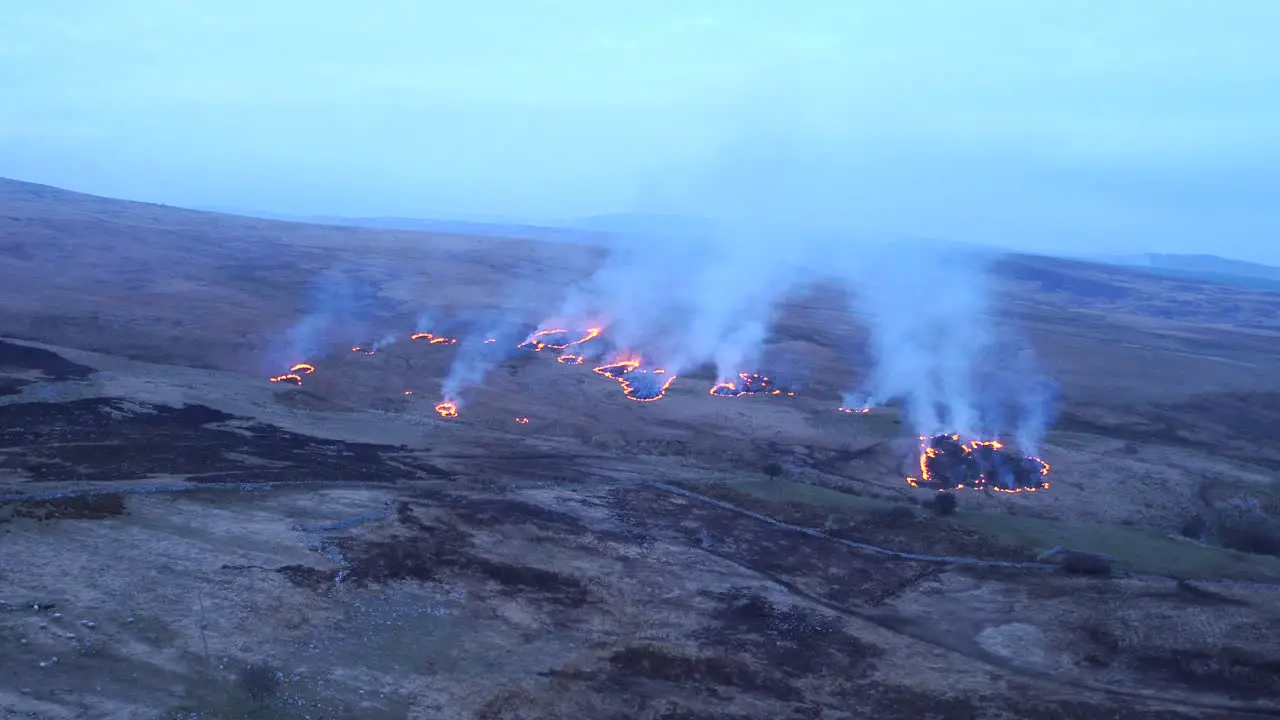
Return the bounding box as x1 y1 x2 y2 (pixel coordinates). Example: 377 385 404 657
171 665 410 720
805 410 903 437
728 479 896 513
955 512 1280 581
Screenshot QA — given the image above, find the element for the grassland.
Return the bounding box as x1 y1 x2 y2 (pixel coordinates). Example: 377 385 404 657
1 177 1279 718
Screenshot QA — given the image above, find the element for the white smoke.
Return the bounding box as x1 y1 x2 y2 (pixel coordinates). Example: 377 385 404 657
838 242 1055 454
440 329 519 404
839 242 994 439
437 281 560 405
371 331 398 351
270 269 378 368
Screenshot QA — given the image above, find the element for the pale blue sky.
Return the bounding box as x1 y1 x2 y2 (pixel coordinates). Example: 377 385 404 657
2 1 1277 262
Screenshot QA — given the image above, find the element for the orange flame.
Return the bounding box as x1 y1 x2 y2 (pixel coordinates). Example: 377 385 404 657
351 346 376 356
906 434 1050 493
515 417 529 424
269 373 303 385
558 354 584 365
410 332 457 345
484 338 497 344
290 363 315 374
434 401 458 418
710 372 792 398
837 406 870 414
520 327 603 352
403 390 413 396
592 357 676 402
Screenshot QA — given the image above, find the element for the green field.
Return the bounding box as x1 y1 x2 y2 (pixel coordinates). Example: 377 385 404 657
954 511 1280 581
727 478 1280 581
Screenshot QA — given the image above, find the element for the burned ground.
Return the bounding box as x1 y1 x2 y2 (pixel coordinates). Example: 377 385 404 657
0 338 95 397
0 492 127 524
283 496 595 613
0 396 426 485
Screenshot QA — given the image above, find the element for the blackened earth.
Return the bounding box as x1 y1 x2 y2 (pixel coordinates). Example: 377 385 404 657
918 434 1049 491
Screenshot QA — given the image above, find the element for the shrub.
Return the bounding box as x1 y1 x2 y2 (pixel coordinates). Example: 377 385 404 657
238 663 281 704
932 492 958 516
762 461 784 480
1180 514 1208 540
1059 551 1113 577
1216 513 1280 556
880 505 917 526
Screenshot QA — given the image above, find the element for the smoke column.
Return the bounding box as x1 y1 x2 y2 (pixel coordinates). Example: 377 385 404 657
534 123 828 380
839 242 1055 454
839 242 993 439
440 325 522 405
268 269 379 368
437 281 562 406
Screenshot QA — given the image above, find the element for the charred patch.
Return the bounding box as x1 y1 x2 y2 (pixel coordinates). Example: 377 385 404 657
339 523 470 585
1134 650 1280 702
700 589 880 679
912 434 1049 492
0 339 95 380
337 513 591 608
1 492 127 522
601 644 803 702
0 397 408 484
996 696 1236 720
467 557 589 607
439 495 590 535
0 377 32 397
276 564 337 591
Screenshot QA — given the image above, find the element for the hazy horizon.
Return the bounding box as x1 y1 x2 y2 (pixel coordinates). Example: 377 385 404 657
3 2 1278 263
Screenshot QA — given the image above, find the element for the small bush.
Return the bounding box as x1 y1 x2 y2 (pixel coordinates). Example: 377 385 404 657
1217 514 1280 556
762 461 784 480
238 663 281 704
1060 551 1112 577
879 505 917 527
1180 515 1208 540
932 492 958 516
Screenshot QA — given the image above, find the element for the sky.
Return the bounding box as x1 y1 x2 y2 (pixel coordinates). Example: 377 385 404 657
2 1 1278 263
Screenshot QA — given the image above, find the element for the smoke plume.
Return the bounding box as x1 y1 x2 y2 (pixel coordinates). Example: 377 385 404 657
838 243 1055 454
437 281 562 405
268 269 380 368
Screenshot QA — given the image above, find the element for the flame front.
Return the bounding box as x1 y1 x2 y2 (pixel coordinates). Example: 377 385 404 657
593 357 676 402
520 327 603 352
412 330 458 345
434 401 459 418
270 362 314 385
557 354 584 365
515 417 529 424
709 372 792 398
906 433 1050 493
837 406 870 414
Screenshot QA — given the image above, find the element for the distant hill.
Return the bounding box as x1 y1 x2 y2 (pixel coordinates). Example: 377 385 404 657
1097 253 1280 291
201 209 601 245
572 213 720 238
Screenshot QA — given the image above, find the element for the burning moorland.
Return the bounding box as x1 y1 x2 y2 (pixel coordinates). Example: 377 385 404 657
265 311 1058 495
259 219 1068 499
907 433 1050 493
11 176 1280 719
